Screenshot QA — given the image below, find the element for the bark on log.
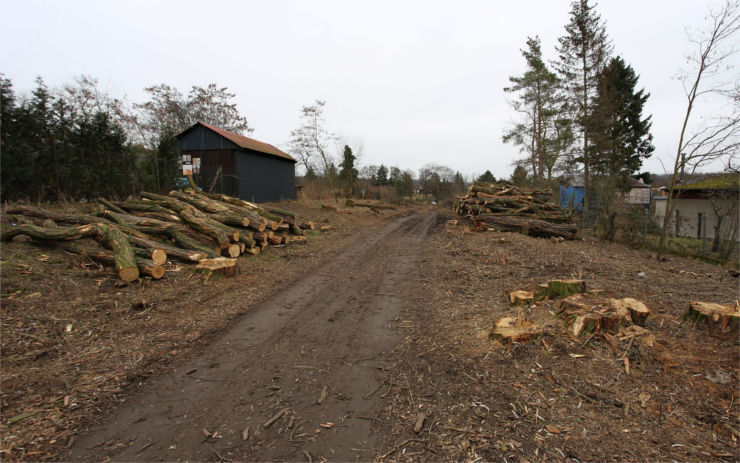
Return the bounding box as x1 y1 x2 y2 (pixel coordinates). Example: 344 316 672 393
59 242 164 279
139 193 231 249
5 206 97 226
132 246 167 265
96 197 127 214
127 234 209 263
475 215 577 239
2 222 139 281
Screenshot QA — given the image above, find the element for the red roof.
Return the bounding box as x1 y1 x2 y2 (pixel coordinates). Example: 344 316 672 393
194 122 295 162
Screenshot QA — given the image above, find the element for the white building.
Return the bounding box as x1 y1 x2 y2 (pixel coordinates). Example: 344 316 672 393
653 174 739 242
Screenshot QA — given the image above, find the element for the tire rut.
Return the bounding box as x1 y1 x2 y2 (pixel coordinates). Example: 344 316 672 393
69 211 438 462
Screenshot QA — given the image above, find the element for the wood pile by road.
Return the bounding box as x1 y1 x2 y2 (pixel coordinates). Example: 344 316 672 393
456 182 577 239
1 190 316 282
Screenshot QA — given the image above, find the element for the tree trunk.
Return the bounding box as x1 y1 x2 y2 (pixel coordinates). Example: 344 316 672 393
1 223 139 281
475 215 577 239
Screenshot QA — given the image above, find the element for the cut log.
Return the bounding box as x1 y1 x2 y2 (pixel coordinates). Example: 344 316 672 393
345 199 397 210
96 197 126 214
127 235 209 263
2 222 139 281
289 223 305 236
610 298 650 327
509 290 534 306
491 316 543 343
132 246 167 265
243 246 261 256
139 193 231 249
196 258 239 278
300 221 316 230
684 301 740 338
264 206 296 219
267 235 284 246
59 242 164 279
222 244 242 258
475 215 577 239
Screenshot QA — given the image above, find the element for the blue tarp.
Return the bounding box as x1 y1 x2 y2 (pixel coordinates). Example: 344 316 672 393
559 185 584 210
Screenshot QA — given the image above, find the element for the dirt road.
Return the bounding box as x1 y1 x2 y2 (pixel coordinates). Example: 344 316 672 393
68 212 437 462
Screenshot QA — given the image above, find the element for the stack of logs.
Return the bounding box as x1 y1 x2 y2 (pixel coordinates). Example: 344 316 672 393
1 190 316 281
456 182 577 239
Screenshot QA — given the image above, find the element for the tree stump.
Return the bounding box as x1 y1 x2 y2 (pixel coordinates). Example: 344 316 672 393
684 301 740 338
535 279 586 300
610 298 650 326
491 316 543 343
196 258 239 278
509 290 534 306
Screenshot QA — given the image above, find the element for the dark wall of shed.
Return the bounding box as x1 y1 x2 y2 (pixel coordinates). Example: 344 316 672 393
181 150 239 197
236 150 296 202
178 125 239 151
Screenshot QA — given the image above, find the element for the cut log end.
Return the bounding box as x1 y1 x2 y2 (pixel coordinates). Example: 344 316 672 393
118 266 140 282
151 248 167 265
222 244 241 258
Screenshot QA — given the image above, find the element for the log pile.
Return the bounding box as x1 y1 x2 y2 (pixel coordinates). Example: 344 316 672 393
2 189 311 282
456 182 577 239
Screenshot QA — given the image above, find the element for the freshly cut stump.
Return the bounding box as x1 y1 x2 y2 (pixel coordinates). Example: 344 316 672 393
546 279 586 299
196 258 239 278
559 294 643 337
611 297 650 326
491 316 543 343
684 301 740 338
509 290 534 306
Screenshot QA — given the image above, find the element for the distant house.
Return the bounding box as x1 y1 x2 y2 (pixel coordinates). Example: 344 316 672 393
653 174 739 241
176 122 296 202
559 177 651 210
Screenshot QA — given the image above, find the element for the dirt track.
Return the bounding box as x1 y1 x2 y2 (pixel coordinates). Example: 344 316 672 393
68 212 437 461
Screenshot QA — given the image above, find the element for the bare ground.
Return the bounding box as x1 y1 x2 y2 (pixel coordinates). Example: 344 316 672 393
2 204 739 462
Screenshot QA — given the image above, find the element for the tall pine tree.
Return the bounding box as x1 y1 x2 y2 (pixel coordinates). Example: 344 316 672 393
503 36 566 183
588 57 654 183
555 0 612 217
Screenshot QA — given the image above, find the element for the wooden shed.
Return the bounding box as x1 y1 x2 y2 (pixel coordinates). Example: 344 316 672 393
176 122 296 202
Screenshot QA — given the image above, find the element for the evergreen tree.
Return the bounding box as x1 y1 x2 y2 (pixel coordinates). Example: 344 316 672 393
504 36 567 183
388 166 402 185
338 145 358 185
375 164 389 185
395 171 415 197
476 170 496 183
588 57 654 183
555 0 612 214
454 171 465 190
510 164 530 186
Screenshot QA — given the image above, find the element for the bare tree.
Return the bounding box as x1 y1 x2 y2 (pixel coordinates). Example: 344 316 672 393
288 100 335 177
658 0 740 255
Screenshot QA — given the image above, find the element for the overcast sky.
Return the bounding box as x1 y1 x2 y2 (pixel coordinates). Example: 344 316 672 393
2 0 736 180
